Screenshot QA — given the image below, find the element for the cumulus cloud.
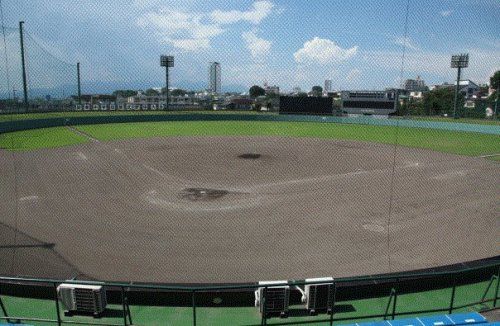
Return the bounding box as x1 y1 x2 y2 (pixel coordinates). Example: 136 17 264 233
137 1 275 51
242 30 272 61
346 69 361 82
293 37 358 64
440 10 453 17
137 9 224 51
393 36 420 51
210 1 274 25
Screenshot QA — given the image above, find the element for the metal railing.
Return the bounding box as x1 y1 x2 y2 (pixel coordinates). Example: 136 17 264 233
0 260 498 326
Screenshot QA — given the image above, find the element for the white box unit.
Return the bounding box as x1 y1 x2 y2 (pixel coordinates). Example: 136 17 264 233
57 283 107 316
255 280 290 318
304 277 334 314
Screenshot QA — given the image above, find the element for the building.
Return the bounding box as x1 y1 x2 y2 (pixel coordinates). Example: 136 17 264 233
339 90 399 116
225 97 254 110
432 80 480 99
324 80 333 93
208 62 221 94
404 76 426 91
263 81 280 95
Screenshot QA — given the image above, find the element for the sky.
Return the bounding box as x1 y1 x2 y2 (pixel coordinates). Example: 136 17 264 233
2 0 500 94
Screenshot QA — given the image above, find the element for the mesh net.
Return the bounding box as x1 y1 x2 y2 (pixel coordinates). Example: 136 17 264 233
0 1 498 324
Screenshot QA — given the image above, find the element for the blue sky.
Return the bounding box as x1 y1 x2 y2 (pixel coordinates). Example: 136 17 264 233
2 0 500 93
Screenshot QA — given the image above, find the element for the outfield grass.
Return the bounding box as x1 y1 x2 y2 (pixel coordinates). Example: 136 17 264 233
0 127 88 151
76 121 500 157
1 121 499 156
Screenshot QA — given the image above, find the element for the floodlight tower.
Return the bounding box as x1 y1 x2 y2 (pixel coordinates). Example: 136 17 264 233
451 53 469 119
160 55 174 110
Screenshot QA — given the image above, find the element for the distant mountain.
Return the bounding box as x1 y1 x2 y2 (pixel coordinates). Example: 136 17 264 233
0 80 247 99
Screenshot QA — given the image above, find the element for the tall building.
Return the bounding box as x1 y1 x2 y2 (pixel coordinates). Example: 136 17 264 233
404 75 426 91
324 80 333 93
208 62 221 94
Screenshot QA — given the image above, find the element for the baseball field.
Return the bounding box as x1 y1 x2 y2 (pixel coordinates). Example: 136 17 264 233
0 115 498 283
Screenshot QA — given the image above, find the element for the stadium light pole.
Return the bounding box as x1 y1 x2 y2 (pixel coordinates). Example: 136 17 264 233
451 53 469 119
160 55 174 111
19 21 28 110
77 62 81 104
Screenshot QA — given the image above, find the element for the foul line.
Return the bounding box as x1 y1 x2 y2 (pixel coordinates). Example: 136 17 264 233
66 126 99 143
478 153 500 158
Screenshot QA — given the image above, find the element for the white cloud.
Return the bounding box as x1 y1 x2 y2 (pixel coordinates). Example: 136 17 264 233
242 30 272 62
440 10 453 17
360 48 500 85
166 38 211 51
346 69 361 82
293 37 358 64
137 1 275 51
137 9 224 51
393 36 420 51
210 1 274 25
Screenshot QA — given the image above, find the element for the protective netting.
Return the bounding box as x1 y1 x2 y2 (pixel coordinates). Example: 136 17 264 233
0 25 77 111
0 0 498 315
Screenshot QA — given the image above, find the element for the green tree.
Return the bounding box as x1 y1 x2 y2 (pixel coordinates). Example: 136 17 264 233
144 88 160 96
490 70 500 90
423 87 463 116
296 92 308 97
112 90 138 98
249 85 266 98
311 86 323 96
171 89 187 96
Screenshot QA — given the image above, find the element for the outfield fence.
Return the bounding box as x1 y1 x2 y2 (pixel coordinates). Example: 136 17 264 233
1 112 499 135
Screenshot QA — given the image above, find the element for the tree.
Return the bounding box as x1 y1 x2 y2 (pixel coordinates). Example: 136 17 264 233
171 89 187 97
112 90 137 98
490 70 500 90
311 86 323 96
144 88 160 96
249 85 265 98
296 92 308 97
423 87 463 116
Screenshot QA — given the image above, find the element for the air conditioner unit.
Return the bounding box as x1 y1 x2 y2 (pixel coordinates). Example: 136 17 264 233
57 283 107 316
304 277 334 314
254 280 290 318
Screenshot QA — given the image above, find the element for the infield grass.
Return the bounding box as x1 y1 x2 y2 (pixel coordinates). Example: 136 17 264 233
1 121 499 157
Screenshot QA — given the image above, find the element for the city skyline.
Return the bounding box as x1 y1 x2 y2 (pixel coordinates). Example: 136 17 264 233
1 0 499 95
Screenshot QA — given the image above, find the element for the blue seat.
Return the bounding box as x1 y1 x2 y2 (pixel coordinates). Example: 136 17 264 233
447 313 487 325
418 315 454 326
388 318 424 326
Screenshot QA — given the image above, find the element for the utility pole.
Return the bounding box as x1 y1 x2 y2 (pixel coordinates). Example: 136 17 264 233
77 62 81 104
19 21 28 110
494 86 499 117
451 53 469 119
